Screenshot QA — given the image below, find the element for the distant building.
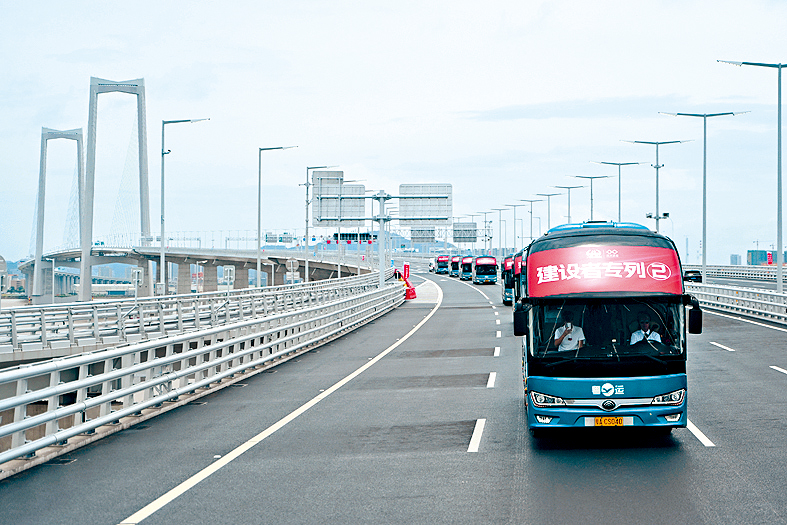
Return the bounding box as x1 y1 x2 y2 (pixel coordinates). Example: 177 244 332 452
747 250 787 265
730 254 741 265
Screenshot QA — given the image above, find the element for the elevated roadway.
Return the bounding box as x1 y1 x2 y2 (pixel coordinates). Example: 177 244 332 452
2 270 787 523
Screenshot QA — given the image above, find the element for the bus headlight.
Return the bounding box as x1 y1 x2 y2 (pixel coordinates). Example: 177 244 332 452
652 389 685 406
530 391 566 408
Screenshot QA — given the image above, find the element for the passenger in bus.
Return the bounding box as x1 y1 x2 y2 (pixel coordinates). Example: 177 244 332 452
630 312 662 344
553 311 585 351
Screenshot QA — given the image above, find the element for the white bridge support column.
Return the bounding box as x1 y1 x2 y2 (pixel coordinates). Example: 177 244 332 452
83 77 150 301
177 262 192 294
33 128 83 300
234 267 249 289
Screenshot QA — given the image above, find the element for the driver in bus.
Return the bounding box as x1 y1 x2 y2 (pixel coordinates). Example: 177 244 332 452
553 310 585 351
630 312 662 344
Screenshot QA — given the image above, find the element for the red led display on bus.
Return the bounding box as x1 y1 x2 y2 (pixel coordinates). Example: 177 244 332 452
527 245 682 297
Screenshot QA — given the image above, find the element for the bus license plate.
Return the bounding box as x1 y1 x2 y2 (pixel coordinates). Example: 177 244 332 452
586 416 634 427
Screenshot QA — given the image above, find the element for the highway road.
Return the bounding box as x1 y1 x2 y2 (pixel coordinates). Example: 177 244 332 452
2 272 787 524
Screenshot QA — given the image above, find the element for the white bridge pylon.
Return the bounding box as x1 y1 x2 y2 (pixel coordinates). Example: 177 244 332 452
82 77 151 301
33 128 84 298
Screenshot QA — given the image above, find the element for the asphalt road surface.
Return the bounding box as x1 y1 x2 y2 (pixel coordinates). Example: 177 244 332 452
2 273 787 524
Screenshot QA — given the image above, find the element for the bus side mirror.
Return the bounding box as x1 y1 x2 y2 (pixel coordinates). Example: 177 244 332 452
513 302 528 337
689 308 702 334
687 296 702 334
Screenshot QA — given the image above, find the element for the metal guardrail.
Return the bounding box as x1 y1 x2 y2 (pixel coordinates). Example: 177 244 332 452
0 269 395 358
683 264 787 282
686 283 787 324
0 279 404 477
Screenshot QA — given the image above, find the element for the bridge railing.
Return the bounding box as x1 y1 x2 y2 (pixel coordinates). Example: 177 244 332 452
683 264 787 282
686 283 787 324
0 280 404 475
0 269 395 357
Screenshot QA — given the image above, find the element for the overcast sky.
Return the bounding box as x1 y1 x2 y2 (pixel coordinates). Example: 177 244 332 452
2 0 787 264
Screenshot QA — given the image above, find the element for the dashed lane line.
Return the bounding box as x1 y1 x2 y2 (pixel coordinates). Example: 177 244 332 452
468 419 486 453
687 419 716 447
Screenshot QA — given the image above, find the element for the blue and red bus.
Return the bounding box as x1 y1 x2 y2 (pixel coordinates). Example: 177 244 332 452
514 222 702 436
435 255 450 274
472 256 498 284
501 255 514 305
449 256 461 278
460 256 474 280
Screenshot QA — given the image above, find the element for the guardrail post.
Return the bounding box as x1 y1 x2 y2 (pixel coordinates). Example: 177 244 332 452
193 299 201 330
10 311 18 350
118 304 126 340
40 310 48 348
10 377 28 450
92 307 100 340
67 309 75 343
177 300 184 332
158 302 166 336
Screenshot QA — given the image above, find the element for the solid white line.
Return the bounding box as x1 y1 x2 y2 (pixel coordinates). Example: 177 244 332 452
455 278 491 300
487 372 497 388
494 346 500 357
770 365 787 375
687 419 715 447
467 418 486 452
710 341 736 352
707 310 787 333
496 331 501 338
118 283 445 525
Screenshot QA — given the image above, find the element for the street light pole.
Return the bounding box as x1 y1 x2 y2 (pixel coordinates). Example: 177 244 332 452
505 204 526 254
257 146 297 287
592 161 642 222
491 208 506 257
477 211 491 254
160 118 208 295
574 176 609 222
536 193 560 230
624 140 687 233
719 59 785 291
554 185 583 224
661 110 746 285
519 199 542 242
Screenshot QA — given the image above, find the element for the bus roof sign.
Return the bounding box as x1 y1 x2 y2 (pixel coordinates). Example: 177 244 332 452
527 245 682 297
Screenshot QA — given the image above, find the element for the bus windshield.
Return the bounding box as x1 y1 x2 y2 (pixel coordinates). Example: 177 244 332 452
527 298 685 377
475 264 497 275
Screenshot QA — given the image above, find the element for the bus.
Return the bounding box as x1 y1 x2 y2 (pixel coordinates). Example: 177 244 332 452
460 256 474 280
514 222 702 436
472 256 498 284
450 256 461 278
435 255 450 274
501 255 514 305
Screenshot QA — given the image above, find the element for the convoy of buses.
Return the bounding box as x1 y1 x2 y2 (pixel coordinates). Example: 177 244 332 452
426 220 702 438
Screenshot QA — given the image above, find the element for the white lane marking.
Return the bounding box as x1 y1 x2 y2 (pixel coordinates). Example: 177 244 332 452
492 306 497 310
496 319 500 325
707 310 787 333
687 419 715 447
494 347 500 357
118 281 446 525
487 372 497 388
468 419 486 453
496 331 501 338
494 311 499 316
710 341 736 352
770 365 787 375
